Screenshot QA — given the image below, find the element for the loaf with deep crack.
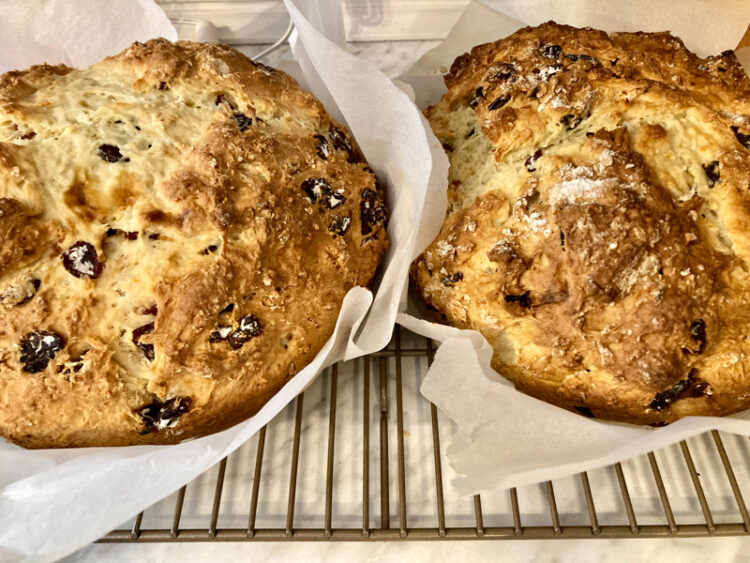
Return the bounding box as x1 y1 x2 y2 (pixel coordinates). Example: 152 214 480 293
0 39 388 447
413 22 750 424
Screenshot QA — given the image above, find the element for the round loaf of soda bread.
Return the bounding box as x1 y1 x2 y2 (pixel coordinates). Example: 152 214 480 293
0 39 388 448
413 22 750 425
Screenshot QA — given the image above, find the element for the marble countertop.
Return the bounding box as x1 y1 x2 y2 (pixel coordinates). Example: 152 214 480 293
62 38 750 563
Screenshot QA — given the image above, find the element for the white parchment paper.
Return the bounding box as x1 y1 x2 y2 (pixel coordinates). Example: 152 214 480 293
0 1 446 561
398 0 750 497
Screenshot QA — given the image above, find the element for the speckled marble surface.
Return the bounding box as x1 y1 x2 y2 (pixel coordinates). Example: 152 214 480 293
60 40 750 563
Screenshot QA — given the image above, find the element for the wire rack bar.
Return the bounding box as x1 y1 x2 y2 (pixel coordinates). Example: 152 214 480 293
362 358 371 536
394 328 408 537
614 462 639 534
378 357 390 530
285 395 304 537
170 486 186 538
324 366 338 538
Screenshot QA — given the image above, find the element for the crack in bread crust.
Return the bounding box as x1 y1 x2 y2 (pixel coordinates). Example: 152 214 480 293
413 22 750 425
0 40 388 448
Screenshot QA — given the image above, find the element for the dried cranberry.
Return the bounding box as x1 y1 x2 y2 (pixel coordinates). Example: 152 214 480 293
227 315 262 349
62 241 103 279
525 149 543 172
132 323 155 361
329 126 361 163
20 331 65 373
98 144 128 163
541 44 562 59
488 94 511 110
441 272 463 287
702 161 720 186
135 397 192 433
314 134 330 160
731 126 750 149
359 188 386 236
328 215 352 237
233 112 252 132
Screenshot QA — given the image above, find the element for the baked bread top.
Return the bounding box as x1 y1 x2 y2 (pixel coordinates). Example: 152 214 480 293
0 39 387 448
413 22 750 424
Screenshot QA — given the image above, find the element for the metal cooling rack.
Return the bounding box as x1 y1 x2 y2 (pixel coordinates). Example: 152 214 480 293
99 326 750 543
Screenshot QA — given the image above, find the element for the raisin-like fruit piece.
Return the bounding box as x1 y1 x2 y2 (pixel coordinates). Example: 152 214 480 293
360 188 387 236
488 94 511 110
314 134 330 160
20 331 65 373
525 149 543 172
62 241 103 279
328 215 352 237
560 113 583 130
132 322 155 361
302 178 330 203
732 126 750 149
209 325 233 342
227 314 262 349
702 161 720 187
689 319 707 354
302 178 345 209
565 53 597 63
649 369 710 411
233 112 252 132
441 272 463 287
98 144 128 163
135 397 192 433
469 86 484 108
329 126 361 163
215 94 235 109
504 292 531 308
142 304 158 315
541 44 562 59
493 63 516 80
441 143 454 153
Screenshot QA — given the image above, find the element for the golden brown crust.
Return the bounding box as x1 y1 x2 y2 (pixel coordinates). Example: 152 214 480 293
413 22 750 425
0 39 388 448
